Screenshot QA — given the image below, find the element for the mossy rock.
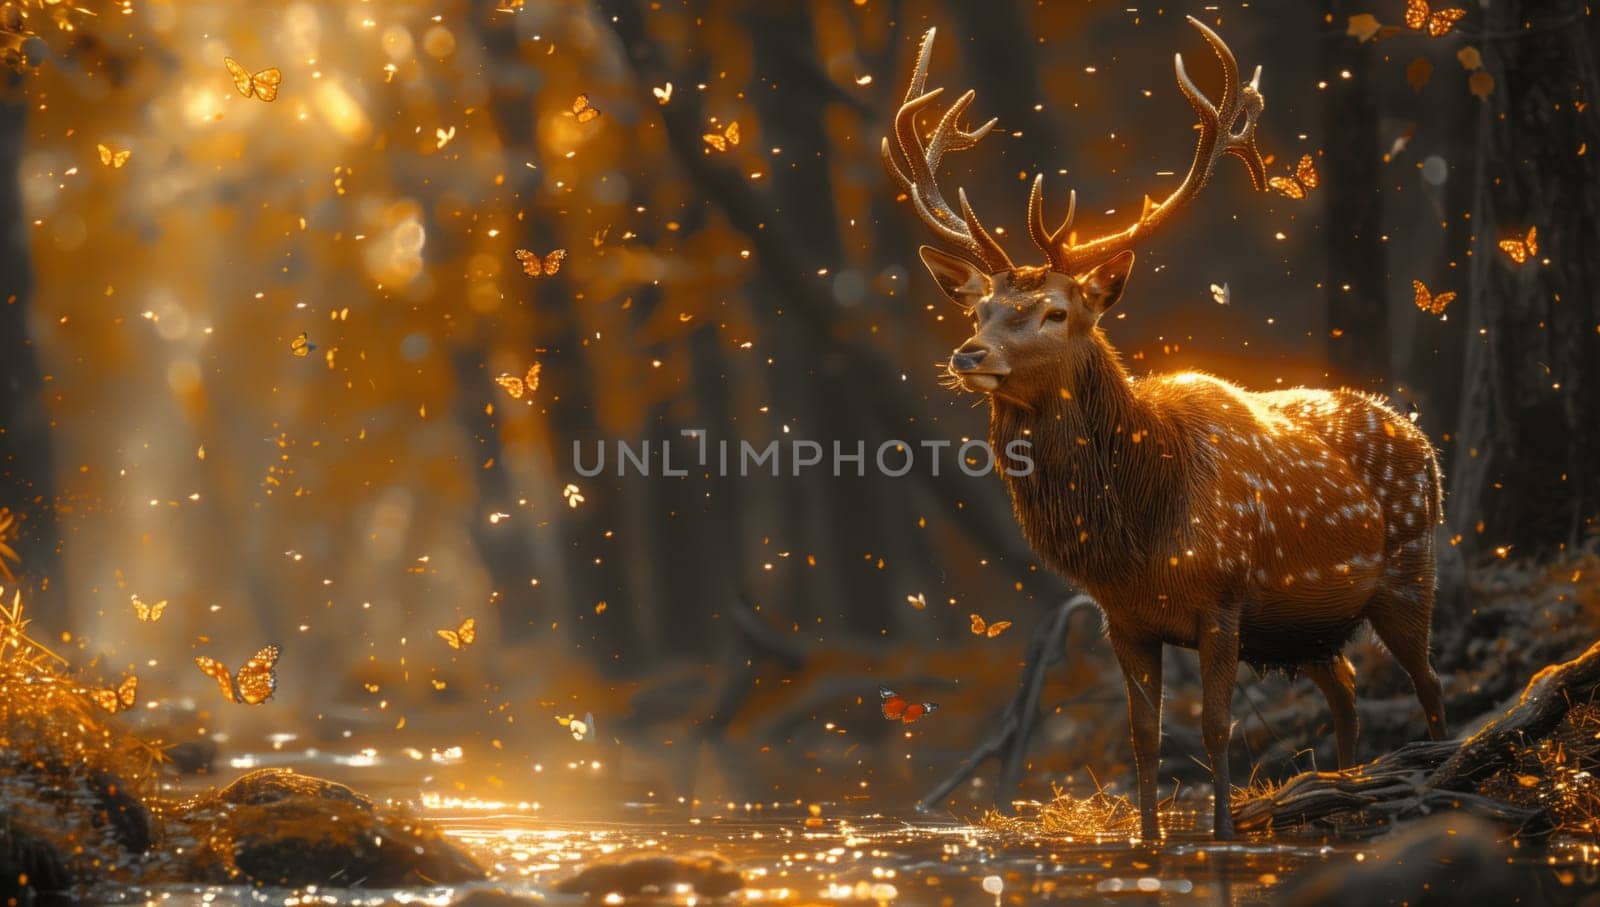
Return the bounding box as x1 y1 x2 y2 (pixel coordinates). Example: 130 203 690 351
0 819 73 905
175 770 484 889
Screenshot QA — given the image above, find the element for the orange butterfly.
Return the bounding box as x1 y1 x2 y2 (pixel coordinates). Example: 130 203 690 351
571 94 600 123
879 686 939 724
88 675 138 714
1404 0 1467 37
702 120 740 153
1412 280 1457 315
224 57 282 102
495 363 541 400
515 248 566 277
437 617 476 650
194 645 279 705
290 332 315 357
969 614 1012 638
1268 154 1319 200
97 143 131 168
131 595 167 622
1497 226 1537 265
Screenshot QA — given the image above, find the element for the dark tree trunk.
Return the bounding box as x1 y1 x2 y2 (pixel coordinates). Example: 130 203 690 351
0 96 58 608
1448 0 1600 558
1320 0 1391 387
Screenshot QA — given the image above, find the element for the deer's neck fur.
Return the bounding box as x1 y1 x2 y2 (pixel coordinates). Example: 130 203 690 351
988 330 1199 590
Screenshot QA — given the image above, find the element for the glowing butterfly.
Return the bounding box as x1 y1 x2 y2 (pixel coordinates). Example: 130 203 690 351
88 675 138 714
435 126 456 149
1404 0 1467 37
879 686 938 724
557 712 595 741
1209 282 1230 306
563 483 585 508
515 248 566 277
437 617 476 650
906 592 927 611
1497 226 1538 265
571 93 601 123
194 645 280 705
969 614 1012 638
1268 154 1319 200
224 57 282 102
701 120 741 153
652 82 673 105
97 143 131 168
131 595 167 623
290 332 315 357
1412 280 1457 316
495 363 542 400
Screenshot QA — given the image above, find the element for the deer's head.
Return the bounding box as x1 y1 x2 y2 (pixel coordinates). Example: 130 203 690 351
883 20 1267 408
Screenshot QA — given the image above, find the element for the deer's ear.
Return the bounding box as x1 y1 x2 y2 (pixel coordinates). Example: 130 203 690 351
919 246 991 303
1080 250 1135 314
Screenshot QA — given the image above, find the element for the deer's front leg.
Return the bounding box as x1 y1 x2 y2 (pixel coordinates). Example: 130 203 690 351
1108 626 1163 843
1198 605 1242 840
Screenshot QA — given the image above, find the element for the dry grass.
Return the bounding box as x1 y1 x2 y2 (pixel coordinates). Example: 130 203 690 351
1480 702 1600 837
982 775 1193 840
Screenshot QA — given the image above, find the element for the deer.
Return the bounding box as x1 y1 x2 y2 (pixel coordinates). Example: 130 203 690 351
884 18 1448 841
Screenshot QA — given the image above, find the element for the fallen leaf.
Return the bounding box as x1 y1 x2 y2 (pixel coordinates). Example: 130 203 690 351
1405 56 1433 92
1347 13 1382 43
1468 70 1495 101
1456 46 1482 71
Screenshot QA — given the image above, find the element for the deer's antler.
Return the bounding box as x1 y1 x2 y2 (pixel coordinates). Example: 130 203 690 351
881 28 1014 272
1032 16 1267 275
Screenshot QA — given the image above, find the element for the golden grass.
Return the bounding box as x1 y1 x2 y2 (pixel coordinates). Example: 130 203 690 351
982 774 1192 840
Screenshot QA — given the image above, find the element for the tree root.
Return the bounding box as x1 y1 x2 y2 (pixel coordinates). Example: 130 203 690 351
1236 640 1600 837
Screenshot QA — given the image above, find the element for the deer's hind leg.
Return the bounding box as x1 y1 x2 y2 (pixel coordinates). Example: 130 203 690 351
1303 654 1358 769
1367 541 1447 740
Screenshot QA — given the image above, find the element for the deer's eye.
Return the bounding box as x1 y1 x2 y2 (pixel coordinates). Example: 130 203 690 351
1044 309 1068 324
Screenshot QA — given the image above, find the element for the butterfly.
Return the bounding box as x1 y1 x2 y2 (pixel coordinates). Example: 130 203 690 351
515 248 566 277
436 617 476 650
571 93 600 123
557 712 595 741
1412 279 1457 315
969 614 1012 638
1268 154 1319 200
290 332 315 357
224 57 282 102
435 126 456 149
495 363 542 400
906 592 927 611
1497 226 1538 265
1209 282 1230 306
131 595 167 623
97 143 131 168
879 686 938 724
88 675 139 714
702 120 740 153
563 483 585 508
652 82 673 105
1404 0 1467 37
194 645 280 705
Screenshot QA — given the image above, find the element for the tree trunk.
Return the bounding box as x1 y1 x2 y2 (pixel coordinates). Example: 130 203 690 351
1448 0 1600 559
0 96 58 609
1321 0 1391 386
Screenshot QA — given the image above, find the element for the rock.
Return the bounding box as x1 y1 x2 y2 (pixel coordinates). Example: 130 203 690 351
87 769 149 855
163 740 217 776
217 767 373 810
182 770 484 889
1280 814 1522 906
555 852 743 898
0 820 73 905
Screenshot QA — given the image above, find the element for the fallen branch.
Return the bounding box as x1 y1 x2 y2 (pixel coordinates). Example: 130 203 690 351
1235 640 1600 837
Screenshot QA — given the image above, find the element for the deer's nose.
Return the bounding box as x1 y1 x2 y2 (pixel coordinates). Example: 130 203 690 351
950 342 989 372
